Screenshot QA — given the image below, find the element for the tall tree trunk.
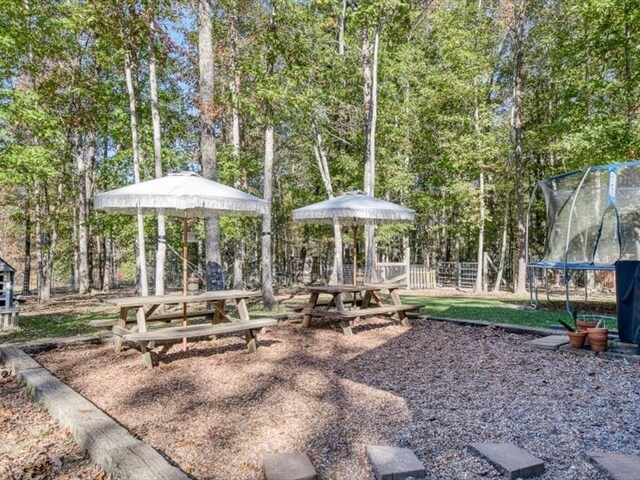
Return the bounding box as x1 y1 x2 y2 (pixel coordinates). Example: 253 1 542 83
262 105 276 308
103 236 112 292
71 204 78 290
473 83 485 293
362 24 381 283
148 4 166 296
261 2 276 308
512 0 527 295
493 202 510 292
85 132 95 289
34 176 64 302
22 207 31 295
198 0 223 291
124 47 149 296
312 114 343 284
34 181 49 302
623 11 634 136
338 0 346 56
230 0 245 290
473 0 485 293
76 135 90 294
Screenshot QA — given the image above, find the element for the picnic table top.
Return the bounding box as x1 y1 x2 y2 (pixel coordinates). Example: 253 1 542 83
104 289 262 308
306 283 407 294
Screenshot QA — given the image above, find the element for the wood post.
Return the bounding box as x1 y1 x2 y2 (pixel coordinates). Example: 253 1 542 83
182 217 188 350
352 224 358 286
302 291 319 328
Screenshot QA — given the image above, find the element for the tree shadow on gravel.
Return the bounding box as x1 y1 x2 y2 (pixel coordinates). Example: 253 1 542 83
152 338 282 367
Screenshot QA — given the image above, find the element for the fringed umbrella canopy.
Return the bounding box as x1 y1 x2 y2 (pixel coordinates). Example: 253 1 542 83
292 190 415 285
292 190 415 224
94 171 267 217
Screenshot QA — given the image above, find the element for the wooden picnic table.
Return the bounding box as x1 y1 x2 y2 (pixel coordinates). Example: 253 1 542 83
301 283 418 334
104 290 275 368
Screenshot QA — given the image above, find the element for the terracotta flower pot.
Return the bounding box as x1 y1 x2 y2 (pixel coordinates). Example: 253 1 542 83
577 320 598 345
576 320 598 331
567 330 587 349
586 327 609 352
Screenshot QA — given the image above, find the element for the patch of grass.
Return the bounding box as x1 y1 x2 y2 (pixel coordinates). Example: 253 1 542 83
0 312 104 344
401 295 618 330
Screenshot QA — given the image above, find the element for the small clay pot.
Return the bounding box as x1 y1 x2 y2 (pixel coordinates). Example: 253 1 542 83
586 327 609 352
567 330 587 349
576 320 598 331
577 320 598 345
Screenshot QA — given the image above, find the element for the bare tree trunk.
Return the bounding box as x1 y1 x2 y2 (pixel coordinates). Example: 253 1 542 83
22 207 31 295
261 2 276 308
34 181 49 302
124 48 149 296
312 115 343 284
512 0 527 295
103 236 112 292
71 204 78 290
230 0 245 290
262 105 276 308
34 175 64 302
198 0 223 291
338 0 346 56
493 202 509 292
362 24 381 283
148 4 166 296
76 135 90 294
86 132 95 289
473 82 485 293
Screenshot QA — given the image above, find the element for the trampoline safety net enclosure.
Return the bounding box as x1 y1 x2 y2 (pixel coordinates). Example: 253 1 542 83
527 161 640 346
531 162 640 268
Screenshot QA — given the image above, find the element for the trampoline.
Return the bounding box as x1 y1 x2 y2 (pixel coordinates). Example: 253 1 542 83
526 161 640 332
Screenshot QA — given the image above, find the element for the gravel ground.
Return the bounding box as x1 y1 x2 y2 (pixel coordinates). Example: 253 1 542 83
0 365 106 480
34 318 640 480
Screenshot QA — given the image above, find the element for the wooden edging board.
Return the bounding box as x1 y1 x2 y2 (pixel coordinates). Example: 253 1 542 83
0 347 192 480
425 315 559 337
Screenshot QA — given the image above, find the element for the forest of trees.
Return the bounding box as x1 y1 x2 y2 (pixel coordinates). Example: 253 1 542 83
0 0 638 303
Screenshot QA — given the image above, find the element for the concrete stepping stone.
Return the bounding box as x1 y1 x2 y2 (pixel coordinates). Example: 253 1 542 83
365 444 426 480
263 453 317 480
525 335 568 350
468 443 545 479
586 451 640 480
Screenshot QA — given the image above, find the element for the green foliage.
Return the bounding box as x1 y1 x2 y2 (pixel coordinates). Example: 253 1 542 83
1 0 639 294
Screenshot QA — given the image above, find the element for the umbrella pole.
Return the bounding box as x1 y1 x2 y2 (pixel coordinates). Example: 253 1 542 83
353 225 358 286
182 218 188 351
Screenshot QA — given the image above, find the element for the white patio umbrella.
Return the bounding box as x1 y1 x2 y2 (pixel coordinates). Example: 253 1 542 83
94 171 268 296
292 190 415 285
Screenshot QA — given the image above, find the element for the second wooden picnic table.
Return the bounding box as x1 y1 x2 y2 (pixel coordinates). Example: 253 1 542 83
301 283 419 334
104 290 275 368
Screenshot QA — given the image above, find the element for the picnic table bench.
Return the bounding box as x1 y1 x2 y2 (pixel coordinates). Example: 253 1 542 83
104 290 276 368
301 283 419 334
90 309 211 329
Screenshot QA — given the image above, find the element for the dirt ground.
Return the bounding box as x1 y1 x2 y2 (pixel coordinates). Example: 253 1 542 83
33 317 639 480
0 365 106 480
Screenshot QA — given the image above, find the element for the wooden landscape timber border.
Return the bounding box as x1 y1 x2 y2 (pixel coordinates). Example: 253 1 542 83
0 347 192 480
425 315 559 337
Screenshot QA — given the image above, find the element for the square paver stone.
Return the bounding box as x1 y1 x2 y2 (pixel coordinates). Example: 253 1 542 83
468 443 545 479
586 451 640 480
365 445 426 480
263 453 317 480
525 335 569 350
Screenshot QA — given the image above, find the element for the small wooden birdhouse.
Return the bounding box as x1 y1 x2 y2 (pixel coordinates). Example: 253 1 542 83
0 257 18 328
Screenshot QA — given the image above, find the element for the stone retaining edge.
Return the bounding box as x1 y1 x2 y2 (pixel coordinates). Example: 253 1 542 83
0 347 192 480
